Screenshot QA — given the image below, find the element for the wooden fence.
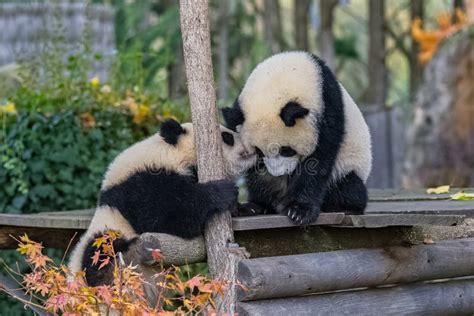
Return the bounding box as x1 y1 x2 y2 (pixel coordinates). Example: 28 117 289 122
0 2 115 79
364 106 406 189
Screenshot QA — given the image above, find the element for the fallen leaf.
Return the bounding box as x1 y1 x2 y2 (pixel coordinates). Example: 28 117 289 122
423 238 434 244
450 191 474 201
426 185 450 194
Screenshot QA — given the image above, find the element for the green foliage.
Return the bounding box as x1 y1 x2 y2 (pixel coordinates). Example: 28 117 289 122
1 109 143 214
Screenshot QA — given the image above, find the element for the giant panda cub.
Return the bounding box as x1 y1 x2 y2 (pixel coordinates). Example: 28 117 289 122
68 119 256 286
223 51 372 225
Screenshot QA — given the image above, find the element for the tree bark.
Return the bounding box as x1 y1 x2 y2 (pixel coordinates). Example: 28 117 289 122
294 0 310 51
217 0 230 101
404 26 474 187
318 0 338 69
410 0 424 101
367 0 387 107
263 0 284 53
179 1 245 312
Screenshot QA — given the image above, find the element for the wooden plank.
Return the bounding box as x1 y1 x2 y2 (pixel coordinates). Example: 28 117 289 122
235 224 474 258
340 214 465 228
237 238 474 301
232 213 345 231
0 210 93 229
368 188 474 201
366 200 474 217
237 279 474 315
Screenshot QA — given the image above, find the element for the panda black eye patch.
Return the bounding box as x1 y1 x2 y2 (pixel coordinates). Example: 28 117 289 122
221 132 234 146
280 146 297 157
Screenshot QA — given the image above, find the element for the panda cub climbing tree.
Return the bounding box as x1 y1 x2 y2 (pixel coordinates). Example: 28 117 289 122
223 51 372 225
68 119 256 286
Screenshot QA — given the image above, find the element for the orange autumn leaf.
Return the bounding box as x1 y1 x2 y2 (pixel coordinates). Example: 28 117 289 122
91 250 101 266
98 257 111 270
187 275 205 291
151 249 164 262
412 9 467 64
79 112 97 129
29 254 51 268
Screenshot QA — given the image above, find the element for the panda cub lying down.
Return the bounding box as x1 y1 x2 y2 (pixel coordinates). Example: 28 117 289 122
68 119 256 286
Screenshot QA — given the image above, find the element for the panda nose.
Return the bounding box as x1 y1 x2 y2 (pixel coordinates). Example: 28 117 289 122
240 151 250 158
240 150 255 159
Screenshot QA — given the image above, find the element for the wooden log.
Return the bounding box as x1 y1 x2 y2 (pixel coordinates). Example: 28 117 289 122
135 233 206 266
237 279 474 315
235 224 474 258
237 238 474 301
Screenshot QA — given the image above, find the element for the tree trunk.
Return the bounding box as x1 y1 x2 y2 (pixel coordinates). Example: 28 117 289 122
217 0 230 101
179 0 245 312
294 0 310 51
410 0 424 101
404 26 474 187
367 0 387 107
168 41 186 100
319 0 338 69
466 0 474 23
263 0 284 53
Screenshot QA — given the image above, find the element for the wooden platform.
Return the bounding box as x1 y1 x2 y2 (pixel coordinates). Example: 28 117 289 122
0 189 473 249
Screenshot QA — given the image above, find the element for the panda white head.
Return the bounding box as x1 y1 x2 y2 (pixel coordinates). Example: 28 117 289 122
101 119 256 189
223 51 324 177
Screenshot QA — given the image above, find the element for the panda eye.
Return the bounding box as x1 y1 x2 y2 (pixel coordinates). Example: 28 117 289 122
221 132 234 146
280 146 297 157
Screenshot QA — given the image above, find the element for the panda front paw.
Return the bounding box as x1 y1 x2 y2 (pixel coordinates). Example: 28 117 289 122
232 202 266 217
206 180 239 212
277 198 320 225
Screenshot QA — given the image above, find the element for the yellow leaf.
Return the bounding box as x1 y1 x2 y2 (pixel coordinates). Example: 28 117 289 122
450 191 474 201
426 185 450 194
90 76 100 88
132 105 151 124
0 101 17 115
92 236 107 248
19 234 30 243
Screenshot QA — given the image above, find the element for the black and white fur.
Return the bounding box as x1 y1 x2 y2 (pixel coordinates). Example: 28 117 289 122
68 119 255 286
223 51 372 225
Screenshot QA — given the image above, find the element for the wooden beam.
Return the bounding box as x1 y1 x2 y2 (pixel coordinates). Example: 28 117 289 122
134 233 206 266
340 214 465 227
237 238 474 301
366 200 474 217
0 226 81 249
237 279 474 315
0 210 93 229
235 224 474 258
232 213 345 231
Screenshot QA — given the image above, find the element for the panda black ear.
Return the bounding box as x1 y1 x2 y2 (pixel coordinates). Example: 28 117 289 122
161 119 185 145
222 106 245 131
280 102 309 127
